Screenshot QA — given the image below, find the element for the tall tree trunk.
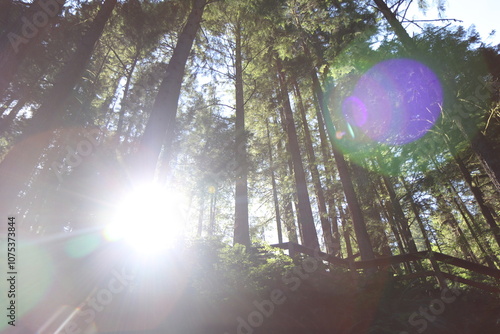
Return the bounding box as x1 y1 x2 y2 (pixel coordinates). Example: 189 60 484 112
401 178 448 287
233 18 250 247
372 0 418 54
276 59 319 250
293 80 334 253
275 123 299 244
136 0 206 180
266 118 283 244
311 90 341 256
0 0 117 218
401 178 434 253
353 162 392 257
284 197 299 244
379 172 419 254
0 0 66 98
311 70 374 261
374 179 412 274
436 193 479 263
338 204 352 259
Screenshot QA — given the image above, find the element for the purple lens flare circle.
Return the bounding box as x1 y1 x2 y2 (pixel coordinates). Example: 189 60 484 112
342 59 443 145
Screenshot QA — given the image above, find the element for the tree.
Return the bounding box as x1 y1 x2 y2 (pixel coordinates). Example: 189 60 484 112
276 58 320 250
134 0 207 181
0 0 67 98
293 80 335 253
0 0 117 220
373 0 500 194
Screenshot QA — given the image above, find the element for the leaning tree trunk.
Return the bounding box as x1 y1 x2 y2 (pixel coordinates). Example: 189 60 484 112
372 0 418 55
436 193 479 263
379 172 419 254
380 173 426 272
293 80 334 253
135 0 206 181
354 162 392 257
0 0 117 220
276 59 319 250
312 92 341 256
401 178 449 287
233 18 250 247
373 179 412 274
311 70 374 261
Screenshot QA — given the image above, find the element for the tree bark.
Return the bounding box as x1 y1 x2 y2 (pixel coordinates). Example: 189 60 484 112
402 178 448 287
293 80 334 253
373 179 412 273
353 162 392 257
277 130 299 244
0 0 117 218
436 193 479 263
379 173 419 254
338 204 352 259
276 59 319 250
266 118 283 244
372 0 418 55
233 18 250 247
311 70 374 260
136 0 206 180
312 92 341 256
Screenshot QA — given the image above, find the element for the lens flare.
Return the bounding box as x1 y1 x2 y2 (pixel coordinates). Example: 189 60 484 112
342 58 443 145
103 183 186 254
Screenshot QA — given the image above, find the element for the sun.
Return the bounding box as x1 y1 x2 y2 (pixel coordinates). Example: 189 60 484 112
104 183 186 254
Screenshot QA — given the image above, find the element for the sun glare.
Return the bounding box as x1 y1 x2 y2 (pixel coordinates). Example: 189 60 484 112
104 183 186 254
